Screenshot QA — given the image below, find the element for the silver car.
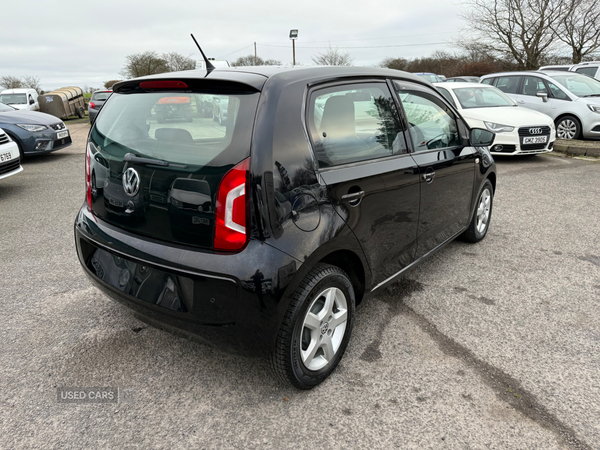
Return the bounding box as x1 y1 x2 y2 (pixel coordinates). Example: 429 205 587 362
480 71 600 140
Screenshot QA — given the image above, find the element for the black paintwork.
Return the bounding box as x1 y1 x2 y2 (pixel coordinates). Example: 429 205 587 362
75 66 497 356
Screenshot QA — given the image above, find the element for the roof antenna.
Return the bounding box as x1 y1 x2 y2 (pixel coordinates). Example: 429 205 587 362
191 34 215 72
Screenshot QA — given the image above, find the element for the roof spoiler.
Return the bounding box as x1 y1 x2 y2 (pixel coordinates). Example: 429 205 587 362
191 34 215 73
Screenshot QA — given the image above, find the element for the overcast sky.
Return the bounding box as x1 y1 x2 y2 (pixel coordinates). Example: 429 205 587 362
0 0 466 91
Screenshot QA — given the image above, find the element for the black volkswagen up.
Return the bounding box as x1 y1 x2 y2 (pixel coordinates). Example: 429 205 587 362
75 66 496 389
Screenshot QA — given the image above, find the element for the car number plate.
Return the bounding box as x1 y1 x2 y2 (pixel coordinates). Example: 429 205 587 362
57 130 69 139
0 151 13 162
522 136 547 144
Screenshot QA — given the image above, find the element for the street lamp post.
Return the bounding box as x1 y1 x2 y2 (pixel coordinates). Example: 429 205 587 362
289 29 298 66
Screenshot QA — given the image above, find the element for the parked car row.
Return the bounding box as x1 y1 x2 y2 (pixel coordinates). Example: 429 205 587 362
416 64 600 142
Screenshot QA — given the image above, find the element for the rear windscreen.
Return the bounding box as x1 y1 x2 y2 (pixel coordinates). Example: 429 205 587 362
92 90 259 167
92 92 112 101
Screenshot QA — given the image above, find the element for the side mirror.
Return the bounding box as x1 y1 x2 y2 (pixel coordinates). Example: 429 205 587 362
29 98 35 105
470 128 495 147
536 92 549 103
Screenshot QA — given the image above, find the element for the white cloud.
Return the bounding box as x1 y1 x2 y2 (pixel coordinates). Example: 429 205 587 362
0 0 464 90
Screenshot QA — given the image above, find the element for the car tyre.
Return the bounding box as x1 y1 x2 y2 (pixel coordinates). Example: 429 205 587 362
269 263 355 389
460 179 493 243
16 141 24 159
555 115 581 140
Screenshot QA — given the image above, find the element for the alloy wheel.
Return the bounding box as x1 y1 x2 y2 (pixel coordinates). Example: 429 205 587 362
556 120 577 139
476 188 491 234
300 287 348 371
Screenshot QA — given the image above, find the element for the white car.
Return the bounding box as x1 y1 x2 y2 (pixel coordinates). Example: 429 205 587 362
0 88 39 111
0 127 23 180
435 82 556 155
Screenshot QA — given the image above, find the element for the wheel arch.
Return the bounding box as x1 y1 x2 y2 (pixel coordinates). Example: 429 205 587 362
554 113 582 128
319 249 367 305
487 171 496 193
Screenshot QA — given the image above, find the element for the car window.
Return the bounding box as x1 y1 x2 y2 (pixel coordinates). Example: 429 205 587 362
394 83 460 153
494 76 521 94
453 87 515 108
92 92 112 101
307 83 407 168
521 76 548 96
481 78 494 85
548 73 600 97
436 87 457 108
546 80 569 100
575 67 598 77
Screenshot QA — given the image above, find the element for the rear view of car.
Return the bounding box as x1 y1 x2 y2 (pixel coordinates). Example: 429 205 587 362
0 128 22 180
88 90 112 124
75 68 497 390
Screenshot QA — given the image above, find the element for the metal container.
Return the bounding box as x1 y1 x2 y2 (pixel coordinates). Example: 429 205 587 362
39 86 86 120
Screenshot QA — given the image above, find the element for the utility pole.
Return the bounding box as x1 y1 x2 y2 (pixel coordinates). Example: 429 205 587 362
254 42 257 66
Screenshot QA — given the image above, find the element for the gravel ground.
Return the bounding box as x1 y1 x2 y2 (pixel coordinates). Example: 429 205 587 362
1 124 598 449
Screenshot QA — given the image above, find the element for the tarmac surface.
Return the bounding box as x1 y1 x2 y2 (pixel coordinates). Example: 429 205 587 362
1 122 599 449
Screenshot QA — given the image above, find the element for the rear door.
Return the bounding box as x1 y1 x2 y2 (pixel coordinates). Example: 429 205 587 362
489 75 522 102
306 81 420 285
393 80 476 259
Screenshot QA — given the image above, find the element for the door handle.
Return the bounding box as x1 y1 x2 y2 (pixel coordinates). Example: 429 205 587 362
517 100 525 104
422 171 436 183
341 190 365 206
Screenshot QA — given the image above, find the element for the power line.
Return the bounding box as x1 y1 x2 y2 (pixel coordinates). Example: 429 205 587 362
261 31 457 45
258 41 451 49
216 44 254 59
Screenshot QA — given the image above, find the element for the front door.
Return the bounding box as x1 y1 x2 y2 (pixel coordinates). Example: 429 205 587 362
393 80 476 259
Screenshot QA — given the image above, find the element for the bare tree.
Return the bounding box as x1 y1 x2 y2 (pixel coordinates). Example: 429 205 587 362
21 76 42 93
120 51 170 79
311 46 353 66
162 52 196 71
551 0 600 63
103 80 122 89
459 0 565 69
231 55 281 66
0 75 24 89
381 57 409 71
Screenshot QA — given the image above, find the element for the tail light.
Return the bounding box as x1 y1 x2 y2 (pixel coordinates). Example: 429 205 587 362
89 102 96 109
85 143 92 210
214 158 250 252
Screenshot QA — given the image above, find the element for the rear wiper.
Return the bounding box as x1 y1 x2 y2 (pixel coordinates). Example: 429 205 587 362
124 153 187 168
582 94 600 97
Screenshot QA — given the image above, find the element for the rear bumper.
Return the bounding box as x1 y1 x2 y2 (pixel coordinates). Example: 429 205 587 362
74 206 301 356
